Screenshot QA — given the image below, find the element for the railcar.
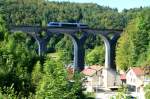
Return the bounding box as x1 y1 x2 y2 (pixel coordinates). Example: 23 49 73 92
47 22 88 28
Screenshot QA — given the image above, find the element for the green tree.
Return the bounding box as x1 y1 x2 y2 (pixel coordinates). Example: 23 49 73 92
0 14 7 41
56 36 73 65
116 9 150 70
0 32 38 97
36 58 85 99
144 84 150 99
116 19 138 70
86 46 105 65
31 61 43 87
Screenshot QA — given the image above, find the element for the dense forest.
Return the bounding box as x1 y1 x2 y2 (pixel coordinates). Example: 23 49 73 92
0 0 150 98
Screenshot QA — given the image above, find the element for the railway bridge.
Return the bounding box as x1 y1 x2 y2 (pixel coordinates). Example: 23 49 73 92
9 25 123 88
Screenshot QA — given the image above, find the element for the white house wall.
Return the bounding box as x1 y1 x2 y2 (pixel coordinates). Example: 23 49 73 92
126 69 144 87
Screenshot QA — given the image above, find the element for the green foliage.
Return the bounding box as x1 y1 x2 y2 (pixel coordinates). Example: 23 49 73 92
86 46 105 65
116 19 138 70
57 50 72 65
116 9 150 70
115 87 128 99
31 61 43 86
56 36 73 65
36 58 85 99
0 32 38 97
111 86 135 99
144 84 150 99
0 14 7 41
0 84 19 99
1 0 127 29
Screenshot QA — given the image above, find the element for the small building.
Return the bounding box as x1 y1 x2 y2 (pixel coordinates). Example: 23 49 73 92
82 65 103 92
126 67 144 92
126 67 146 99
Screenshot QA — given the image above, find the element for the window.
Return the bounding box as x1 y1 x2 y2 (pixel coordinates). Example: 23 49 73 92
130 71 132 76
61 23 77 27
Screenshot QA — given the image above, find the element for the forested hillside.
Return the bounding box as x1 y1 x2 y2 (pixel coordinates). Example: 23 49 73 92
116 8 150 70
0 0 150 98
1 0 125 29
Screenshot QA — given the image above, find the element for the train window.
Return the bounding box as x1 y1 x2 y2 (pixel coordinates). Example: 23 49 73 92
61 23 77 27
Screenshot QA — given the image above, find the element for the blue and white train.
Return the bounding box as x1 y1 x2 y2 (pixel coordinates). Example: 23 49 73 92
47 22 88 29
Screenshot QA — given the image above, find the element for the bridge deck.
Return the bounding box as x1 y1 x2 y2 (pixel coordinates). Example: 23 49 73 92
9 26 123 34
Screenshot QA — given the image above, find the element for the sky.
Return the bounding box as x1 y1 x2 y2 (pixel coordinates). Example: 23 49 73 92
49 0 150 12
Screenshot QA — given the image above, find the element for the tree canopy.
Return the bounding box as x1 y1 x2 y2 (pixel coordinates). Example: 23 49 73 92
116 9 150 70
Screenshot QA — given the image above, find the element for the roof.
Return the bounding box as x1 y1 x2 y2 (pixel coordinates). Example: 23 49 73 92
131 67 144 76
82 68 96 76
89 65 103 71
82 65 103 76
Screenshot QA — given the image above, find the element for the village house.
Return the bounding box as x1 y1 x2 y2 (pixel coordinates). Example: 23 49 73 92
126 67 148 99
82 65 103 92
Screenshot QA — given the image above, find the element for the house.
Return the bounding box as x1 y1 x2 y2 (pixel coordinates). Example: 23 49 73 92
126 67 144 92
82 65 103 92
126 67 146 99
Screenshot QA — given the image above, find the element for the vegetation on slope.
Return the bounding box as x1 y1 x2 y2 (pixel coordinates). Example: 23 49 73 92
0 0 150 98
116 9 150 70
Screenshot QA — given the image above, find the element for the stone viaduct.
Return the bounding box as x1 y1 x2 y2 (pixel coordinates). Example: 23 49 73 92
9 25 123 88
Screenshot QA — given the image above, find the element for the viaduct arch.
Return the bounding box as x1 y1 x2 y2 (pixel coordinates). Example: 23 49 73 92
10 26 122 70
10 25 123 88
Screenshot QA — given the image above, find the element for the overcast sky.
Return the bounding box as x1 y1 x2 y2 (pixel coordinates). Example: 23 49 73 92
49 0 150 12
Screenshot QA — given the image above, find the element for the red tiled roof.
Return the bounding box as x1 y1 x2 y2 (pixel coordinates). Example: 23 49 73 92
132 67 144 76
82 65 103 76
120 74 126 80
82 68 96 76
89 65 103 71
